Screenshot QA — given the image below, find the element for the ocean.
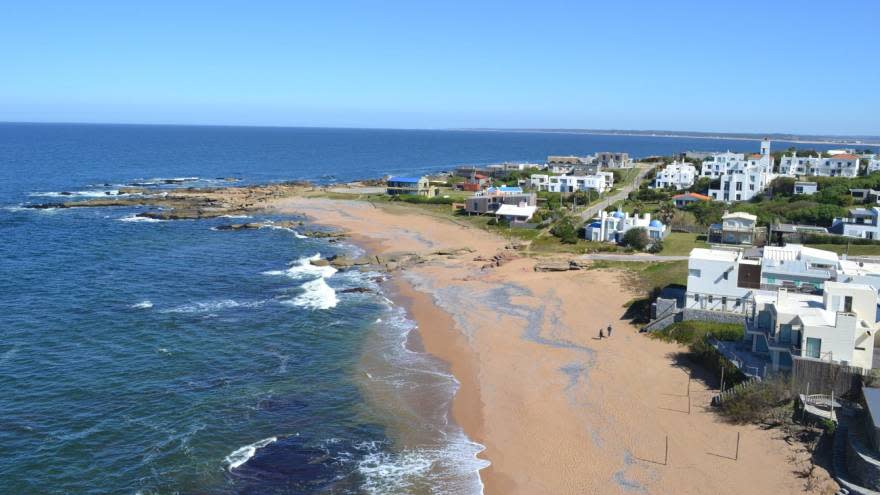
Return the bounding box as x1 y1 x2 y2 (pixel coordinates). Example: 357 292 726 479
0 123 843 494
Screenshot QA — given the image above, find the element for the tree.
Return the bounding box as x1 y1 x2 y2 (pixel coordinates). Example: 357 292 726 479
689 177 713 194
621 227 650 250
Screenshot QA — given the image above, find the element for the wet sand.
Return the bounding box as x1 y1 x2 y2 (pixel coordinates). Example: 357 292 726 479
269 197 836 494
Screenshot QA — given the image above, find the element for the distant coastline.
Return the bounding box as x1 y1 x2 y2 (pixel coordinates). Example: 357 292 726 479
456 128 880 148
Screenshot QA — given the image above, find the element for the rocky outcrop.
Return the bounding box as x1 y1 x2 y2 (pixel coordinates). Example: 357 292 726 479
533 261 572 272
26 183 310 219
339 287 373 294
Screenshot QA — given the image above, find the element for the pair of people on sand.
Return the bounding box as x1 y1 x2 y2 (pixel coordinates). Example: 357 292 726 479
598 324 612 339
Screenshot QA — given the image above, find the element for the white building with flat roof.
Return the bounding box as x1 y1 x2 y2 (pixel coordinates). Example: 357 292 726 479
747 282 877 371
830 207 880 239
706 140 775 202
868 157 880 175
653 161 697 190
547 174 609 194
779 153 859 177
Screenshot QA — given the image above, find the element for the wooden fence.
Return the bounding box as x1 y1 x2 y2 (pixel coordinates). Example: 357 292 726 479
790 357 868 398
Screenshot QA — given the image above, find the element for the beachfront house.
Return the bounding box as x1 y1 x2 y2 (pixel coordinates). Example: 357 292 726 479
830 207 880 239
746 282 877 371
768 223 828 245
386 176 436 197
869 157 880 174
684 244 839 315
794 181 818 196
464 188 536 215
708 212 761 245
529 174 551 191
672 192 711 209
584 210 667 243
653 161 697 190
779 153 860 178
495 203 538 223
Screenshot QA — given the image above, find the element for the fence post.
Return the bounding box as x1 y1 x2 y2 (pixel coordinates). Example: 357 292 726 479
735 432 740 460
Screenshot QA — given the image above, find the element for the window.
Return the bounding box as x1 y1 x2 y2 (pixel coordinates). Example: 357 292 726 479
805 337 821 359
722 271 729 280
689 269 701 277
721 296 727 308
844 296 853 313
708 295 714 304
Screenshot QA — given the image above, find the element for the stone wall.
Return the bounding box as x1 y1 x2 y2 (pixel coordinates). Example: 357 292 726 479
847 422 880 491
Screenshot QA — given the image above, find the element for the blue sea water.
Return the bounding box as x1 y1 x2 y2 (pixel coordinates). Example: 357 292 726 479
0 123 844 494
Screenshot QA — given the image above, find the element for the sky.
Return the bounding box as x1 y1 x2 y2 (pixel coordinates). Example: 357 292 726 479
1 0 878 135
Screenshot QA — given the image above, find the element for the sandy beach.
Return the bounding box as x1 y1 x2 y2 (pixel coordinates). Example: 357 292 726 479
269 197 836 494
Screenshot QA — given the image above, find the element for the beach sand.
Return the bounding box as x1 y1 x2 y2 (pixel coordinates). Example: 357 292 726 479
269 197 836 494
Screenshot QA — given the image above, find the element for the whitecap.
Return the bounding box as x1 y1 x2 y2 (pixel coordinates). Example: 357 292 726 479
262 254 337 280
258 224 308 239
29 189 121 198
219 214 252 219
119 214 164 223
131 301 153 309
225 436 277 471
282 277 338 310
161 299 264 314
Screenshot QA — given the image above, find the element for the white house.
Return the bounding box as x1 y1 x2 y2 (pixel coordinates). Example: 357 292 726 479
701 151 746 178
747 282 877 371
684 244 839 314
830 207 880 239
548 174 608 194
495 203 538 223
529 174 550 191
653 161 697 190
779 153 859 177
793 181 818 195
708 211 760 245
584 210 667 243
706 140 775 202
868 157 880 174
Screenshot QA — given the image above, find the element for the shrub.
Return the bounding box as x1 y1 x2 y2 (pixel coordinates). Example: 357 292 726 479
621 227 650 250
719 375 792 424
647 240 663 253
653 320 744 345
551 216 579 244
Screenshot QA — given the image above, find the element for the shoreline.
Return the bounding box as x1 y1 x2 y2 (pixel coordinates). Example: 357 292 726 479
269 196 836 494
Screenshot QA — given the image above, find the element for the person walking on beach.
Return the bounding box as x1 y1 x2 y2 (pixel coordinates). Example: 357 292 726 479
599 328 604 340
607 324 612 337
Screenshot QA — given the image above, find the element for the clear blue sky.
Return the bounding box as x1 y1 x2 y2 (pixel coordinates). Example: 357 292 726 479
2 0 878 135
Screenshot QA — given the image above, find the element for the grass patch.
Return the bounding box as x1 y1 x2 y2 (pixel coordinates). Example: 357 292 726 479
587 260 687 292
653 320 743 345
801 243 880 256
659 232 707 256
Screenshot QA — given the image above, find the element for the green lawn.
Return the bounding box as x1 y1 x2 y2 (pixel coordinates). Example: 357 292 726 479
659 232 707 256
586 259 688 292
803 243 880 256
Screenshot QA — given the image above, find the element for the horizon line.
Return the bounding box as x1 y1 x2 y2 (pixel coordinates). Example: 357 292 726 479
1 120 878 144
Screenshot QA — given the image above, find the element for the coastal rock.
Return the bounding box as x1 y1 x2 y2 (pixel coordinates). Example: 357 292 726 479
309 258 331 267
327 255 372 269
338 287 373 294
534 261 572 272
431 247 475 256
569 259 591 270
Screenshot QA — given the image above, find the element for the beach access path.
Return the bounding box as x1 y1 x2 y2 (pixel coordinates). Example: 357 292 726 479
267 196 836 495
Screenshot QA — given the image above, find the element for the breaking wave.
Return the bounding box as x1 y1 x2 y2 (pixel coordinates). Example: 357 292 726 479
225 436 278 471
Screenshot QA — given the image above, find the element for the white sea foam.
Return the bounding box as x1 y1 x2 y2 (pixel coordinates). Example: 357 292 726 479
131 300 153 309
259 224 308 239
224 436 277 470
119 214 164 223
162 299 265 314
266 254 339 310
29 189 121 198
219 214 252 219
283 277 338 310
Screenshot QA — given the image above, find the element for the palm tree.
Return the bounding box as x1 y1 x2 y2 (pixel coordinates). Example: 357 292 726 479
657 201 675 226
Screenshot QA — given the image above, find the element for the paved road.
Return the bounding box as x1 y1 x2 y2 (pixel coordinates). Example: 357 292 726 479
579 164 655 222
578 253 689 262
